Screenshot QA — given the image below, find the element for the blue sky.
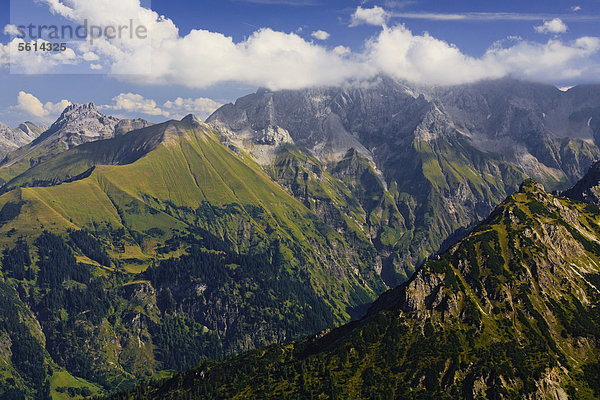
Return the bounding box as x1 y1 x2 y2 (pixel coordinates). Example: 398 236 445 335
1 0 600 126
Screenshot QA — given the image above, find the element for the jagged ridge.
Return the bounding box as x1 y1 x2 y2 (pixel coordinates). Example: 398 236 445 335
0 103 151 183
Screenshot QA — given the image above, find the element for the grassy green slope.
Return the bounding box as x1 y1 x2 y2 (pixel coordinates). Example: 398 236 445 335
381 135 526 280
0 116 393 397
112 179 600 399
0 116 388 387
2 123 165 191
1 116 385 303
97 119 384 314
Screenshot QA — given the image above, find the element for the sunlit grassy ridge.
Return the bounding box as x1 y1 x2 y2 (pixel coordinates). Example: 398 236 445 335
1 115 385 302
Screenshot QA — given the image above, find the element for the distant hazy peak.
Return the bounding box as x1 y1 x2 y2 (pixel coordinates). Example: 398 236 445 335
114 118 153 136
0 120 43 160
17 122 45 135
181 114 202 125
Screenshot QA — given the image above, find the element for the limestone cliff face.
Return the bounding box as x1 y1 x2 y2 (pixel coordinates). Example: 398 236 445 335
207 78 600 285
39 102 120 147
0 121 44 159
208 78 600 186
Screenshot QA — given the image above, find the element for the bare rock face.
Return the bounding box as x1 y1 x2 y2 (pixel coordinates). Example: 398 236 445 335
206 77 600 285
115 118 153 136
561 160 600 205
255 125 292 146
39 102 119 147
29 102 152 150
207 86 376 164
0 121 44 159
208 77 600 189
402 272 444 313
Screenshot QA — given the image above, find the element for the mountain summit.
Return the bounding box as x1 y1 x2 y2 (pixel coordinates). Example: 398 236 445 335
0 103 151 183
41 102 119 146
0 121 44 159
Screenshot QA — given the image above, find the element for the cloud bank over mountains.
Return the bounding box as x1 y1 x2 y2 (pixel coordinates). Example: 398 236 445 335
1 1 600 89
103 93 222 119
11 92 222 123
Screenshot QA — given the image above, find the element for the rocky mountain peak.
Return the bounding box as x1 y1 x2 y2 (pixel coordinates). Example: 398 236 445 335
520 178 547 194
37 103 119 148
17 122 36 135
0 121 43 159
0 104 149 171
55 102 108 124
62 101 96 112
256 87 272 95
57 102 99 121
413 104 454 141
181 114 202 126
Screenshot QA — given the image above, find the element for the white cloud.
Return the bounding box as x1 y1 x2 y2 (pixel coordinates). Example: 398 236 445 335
106 93 167 116
3 25 21 36
17 92 47 118
162 97 223 119
4 0 600 89
27 1 360 88
0 43 8 68
333 45 351 56
147 28 365 90
572 6 582 12
90 63 103 70
535 18 568 34
11 91 222 123
82 52 100 61
16 92 71 119
103 93 222 119
365 26 500 85
365 25 600 85
350 6 389 27
311 30 330 41
485 36 600 81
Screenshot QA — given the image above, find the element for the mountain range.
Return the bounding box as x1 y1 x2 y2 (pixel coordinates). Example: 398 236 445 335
0 107 385 399
0 77 600 398
0 103 152 185
209 77 600 284
109 167 600 399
